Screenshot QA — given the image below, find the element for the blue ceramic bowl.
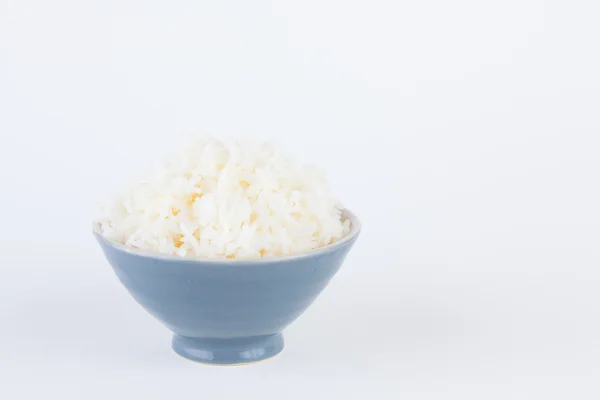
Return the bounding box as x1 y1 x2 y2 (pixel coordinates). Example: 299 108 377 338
94 210 360 365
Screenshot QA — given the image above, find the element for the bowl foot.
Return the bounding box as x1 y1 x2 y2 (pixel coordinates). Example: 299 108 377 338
172 333 284 365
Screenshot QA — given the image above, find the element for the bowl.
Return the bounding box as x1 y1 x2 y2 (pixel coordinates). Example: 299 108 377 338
94 210 361 365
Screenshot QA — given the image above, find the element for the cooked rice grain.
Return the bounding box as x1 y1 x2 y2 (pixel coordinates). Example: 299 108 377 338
96 135 350 259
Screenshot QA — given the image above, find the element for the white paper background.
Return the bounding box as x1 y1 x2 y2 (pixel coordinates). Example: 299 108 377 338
1 1 599 398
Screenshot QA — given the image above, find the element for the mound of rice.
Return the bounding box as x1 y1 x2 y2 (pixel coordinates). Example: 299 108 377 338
96 135 350 259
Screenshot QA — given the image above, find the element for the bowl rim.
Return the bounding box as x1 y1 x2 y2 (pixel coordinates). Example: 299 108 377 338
93 209 361 265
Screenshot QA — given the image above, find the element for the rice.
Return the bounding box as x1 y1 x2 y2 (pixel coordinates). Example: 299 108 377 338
96 134 350 259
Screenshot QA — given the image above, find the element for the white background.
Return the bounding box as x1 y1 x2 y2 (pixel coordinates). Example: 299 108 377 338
1 0 599 398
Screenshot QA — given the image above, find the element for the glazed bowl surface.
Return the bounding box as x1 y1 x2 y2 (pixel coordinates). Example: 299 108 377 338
94 210 361 365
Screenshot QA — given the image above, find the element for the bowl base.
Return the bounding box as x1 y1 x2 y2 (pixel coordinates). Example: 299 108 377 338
172 333 284 365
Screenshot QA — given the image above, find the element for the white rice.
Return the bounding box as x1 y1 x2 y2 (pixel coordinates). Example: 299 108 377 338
96 134 350 259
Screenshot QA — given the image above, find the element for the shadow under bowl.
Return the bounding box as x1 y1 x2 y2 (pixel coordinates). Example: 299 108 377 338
94 210 361 365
